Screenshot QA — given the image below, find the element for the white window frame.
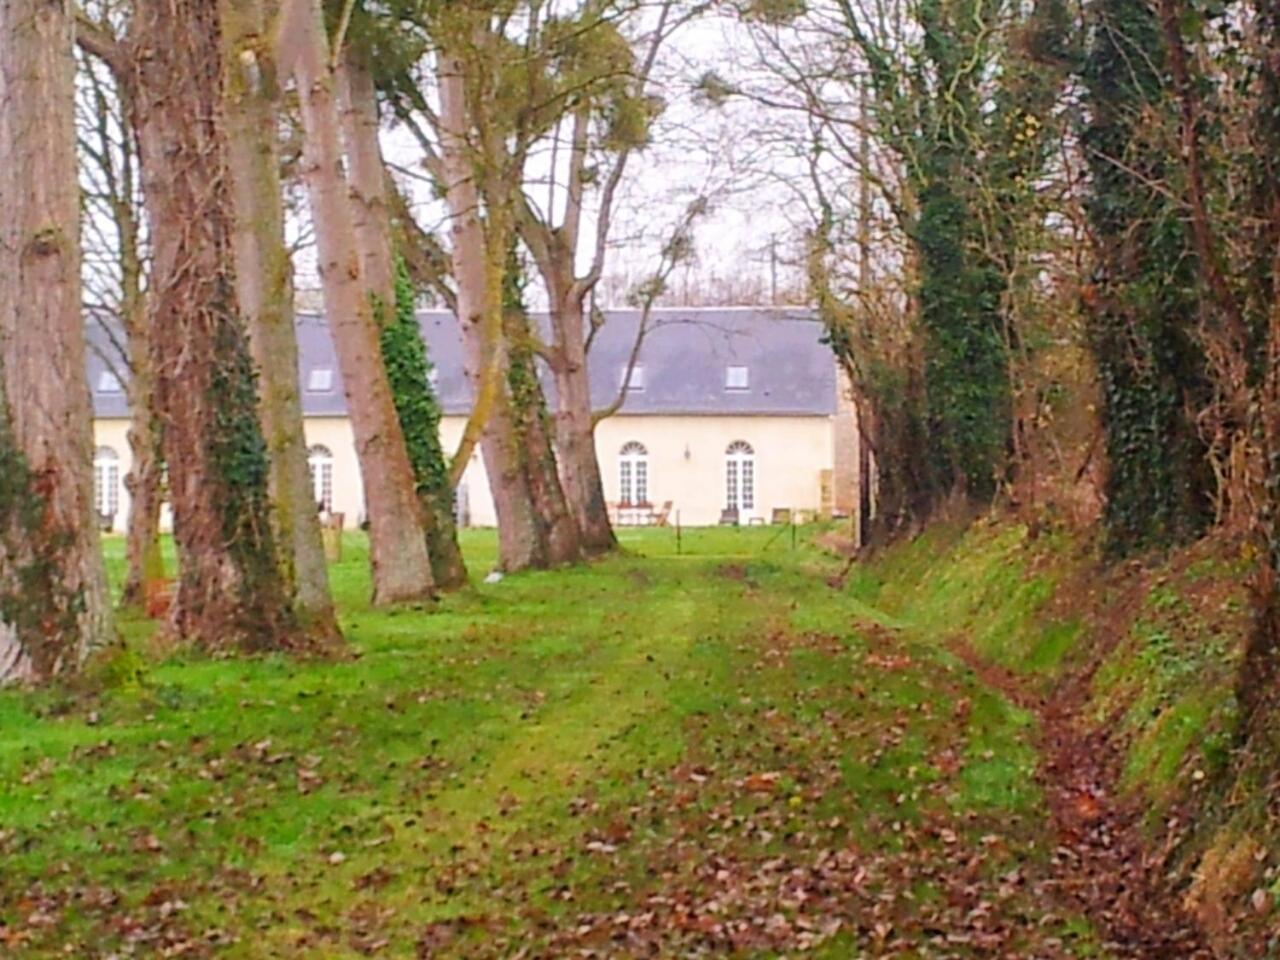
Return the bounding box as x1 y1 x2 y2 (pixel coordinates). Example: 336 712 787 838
307 444 335 512
621 363 645 392
307 367 334 392
619 441 649 508
725 440 755 515
97 369 123 394
725 365 750 391
93 446 121 527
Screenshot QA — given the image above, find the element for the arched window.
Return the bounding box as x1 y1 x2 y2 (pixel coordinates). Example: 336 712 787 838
725 440 755 513
307 444 334 512
93 446 120 527
619 441 649 506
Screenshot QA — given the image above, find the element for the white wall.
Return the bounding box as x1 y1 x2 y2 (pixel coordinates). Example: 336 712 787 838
92 419 131 532
306 414 834 528
303 417 493 529
91 419 173 533
94 413 835 532
593 415 834 526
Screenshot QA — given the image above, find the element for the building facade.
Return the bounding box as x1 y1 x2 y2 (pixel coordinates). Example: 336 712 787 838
89 307 858 530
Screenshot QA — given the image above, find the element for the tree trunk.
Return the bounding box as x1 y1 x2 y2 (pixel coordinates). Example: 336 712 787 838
857 399 875 550
119 331 165 613
281 0 435 604
132 0 304 652
113 133 165 614
480 383 552 570
515 113 616 557
336 43 395 307
383 265 470 589
121 418 163 612
0 0 114 682
1236 5 1280 722
338 43 468 590
437 44 578 571
223 0 342 641
547 290 616 556
505 299 581 567
438 48 533 571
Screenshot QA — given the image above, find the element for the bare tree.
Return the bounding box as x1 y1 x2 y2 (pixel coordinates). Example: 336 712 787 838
434 16 581 570
515 0 682 556
75 36 166 613
278 0 437 603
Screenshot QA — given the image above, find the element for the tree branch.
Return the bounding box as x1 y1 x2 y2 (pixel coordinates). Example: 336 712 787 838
74 7 129 79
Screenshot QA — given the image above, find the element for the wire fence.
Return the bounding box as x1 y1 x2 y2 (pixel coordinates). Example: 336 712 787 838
615 513 843 559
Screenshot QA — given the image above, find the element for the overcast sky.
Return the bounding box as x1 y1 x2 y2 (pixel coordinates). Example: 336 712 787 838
78 7 820 318
366 9 813 309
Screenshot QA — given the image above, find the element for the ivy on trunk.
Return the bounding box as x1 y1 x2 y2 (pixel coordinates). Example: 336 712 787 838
379 261 469 590
1079 0 1214 554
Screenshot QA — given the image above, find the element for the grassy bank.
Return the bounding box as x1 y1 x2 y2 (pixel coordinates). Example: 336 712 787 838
1 526 1095 957
845 517 1274 952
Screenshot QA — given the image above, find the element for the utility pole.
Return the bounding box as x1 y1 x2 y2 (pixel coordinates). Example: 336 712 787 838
769 233 778 305
856 78 874 548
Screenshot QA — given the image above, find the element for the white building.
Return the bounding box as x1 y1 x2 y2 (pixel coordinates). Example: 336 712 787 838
89 307 859 530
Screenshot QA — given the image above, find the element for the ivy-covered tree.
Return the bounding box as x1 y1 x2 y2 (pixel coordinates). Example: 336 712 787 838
502 246 581 568
131 0 304 651
332 31 469 591
749 0 1073 522
1079 0 1215 553
224 0 343 642
381 261 469 589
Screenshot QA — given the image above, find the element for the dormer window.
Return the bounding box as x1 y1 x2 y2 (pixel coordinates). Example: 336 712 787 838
725 365 749 391
307 367 334 392
622 363 645 392
97 370 122 393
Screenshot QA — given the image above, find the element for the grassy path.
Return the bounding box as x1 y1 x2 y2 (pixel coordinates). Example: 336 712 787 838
1 528 1104 957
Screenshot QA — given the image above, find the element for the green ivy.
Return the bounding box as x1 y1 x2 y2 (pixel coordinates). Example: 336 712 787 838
379 258 466 587
379 261 452 512
1080 0 1214 554
0 382 83 675
915 170 1011 500
502 250 550 446
838 0 1071 510
207 304 294 642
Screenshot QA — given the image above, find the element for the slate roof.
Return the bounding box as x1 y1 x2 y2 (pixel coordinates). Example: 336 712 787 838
85 322 131 419
90 307 836 419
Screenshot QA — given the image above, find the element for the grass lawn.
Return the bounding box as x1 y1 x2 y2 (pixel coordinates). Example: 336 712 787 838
0 526 1095 957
